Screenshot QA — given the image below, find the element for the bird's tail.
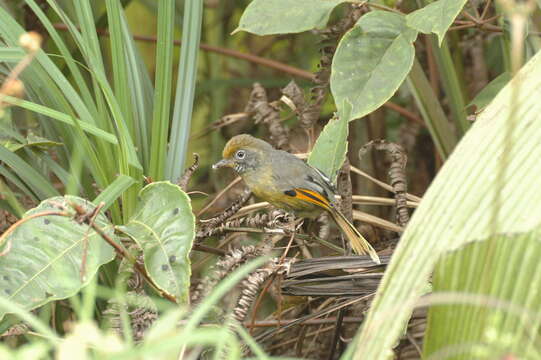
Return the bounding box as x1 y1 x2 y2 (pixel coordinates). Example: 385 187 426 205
329 207 380 264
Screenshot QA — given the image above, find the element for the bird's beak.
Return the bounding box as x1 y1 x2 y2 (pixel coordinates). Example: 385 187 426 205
212 159 233 169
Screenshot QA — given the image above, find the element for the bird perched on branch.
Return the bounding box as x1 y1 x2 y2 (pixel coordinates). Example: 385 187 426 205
213 134 379 263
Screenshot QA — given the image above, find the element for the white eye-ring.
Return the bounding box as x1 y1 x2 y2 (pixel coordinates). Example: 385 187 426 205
235 150 246 160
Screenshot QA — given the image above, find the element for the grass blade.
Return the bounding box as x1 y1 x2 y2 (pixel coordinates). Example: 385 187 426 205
0 145 59 199
149 0 175 180
406 59 458 159
1 96 117 144
166 0 203 181
93 174 136 211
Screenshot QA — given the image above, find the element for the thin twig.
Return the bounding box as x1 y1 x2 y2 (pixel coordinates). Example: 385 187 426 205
0 211 68 256
481 0 493 20
51 23 314 80
350 165 422 202
197 177 242 216
79 202 104 281
359 140 410 227
243 317 364 328
178 153 199 191
70 204 177 303
192 243 226 256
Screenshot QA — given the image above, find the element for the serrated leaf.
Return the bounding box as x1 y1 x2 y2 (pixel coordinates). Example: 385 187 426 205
406 0 468 45
0 196 116 320
118 182 195 303
354 46 541 359
331 11 418 120
308 100 351 183
468 72 511 112
235 0 348 36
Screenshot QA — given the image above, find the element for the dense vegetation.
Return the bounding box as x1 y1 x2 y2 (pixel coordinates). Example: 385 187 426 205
1 0 541 359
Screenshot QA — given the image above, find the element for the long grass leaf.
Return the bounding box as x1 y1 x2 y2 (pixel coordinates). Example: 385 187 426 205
0 46 24 62
149 0 175 180
25 0 97 114
0 146 58 199
166 0 203 181
119 12 153 169
406 59 458 159
93 174 136 211
1 96 117 144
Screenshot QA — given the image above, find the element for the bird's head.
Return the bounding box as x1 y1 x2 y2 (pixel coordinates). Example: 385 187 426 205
212 134 273 174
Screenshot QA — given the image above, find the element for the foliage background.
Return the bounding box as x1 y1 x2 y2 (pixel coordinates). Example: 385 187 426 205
1 0 541 359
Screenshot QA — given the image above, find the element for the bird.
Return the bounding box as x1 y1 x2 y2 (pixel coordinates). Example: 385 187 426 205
213 134 379 263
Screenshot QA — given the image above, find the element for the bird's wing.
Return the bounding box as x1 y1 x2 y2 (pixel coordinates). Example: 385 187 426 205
269 150 336 201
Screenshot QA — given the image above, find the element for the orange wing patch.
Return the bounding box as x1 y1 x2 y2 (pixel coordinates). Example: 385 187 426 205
291 188 331 210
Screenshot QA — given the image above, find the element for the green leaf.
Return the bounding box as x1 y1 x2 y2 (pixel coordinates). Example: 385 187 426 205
424 230 541 359
0 95 118 144
468 72 511 112
0 145 59 199
166 0 203 181
407 59 457 159
118 182 195 303
331 11 418 120
0 196 116 320
149 0 175 180
0 46 24 62
1 134 63 152
406 0 468 45
308 100 351 183
92 174 136 211
235 0 347 35
353 45 541 359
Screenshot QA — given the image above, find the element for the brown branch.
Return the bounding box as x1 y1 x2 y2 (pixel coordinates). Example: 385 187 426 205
178 153 199 191
481 0 493 20
191 245 261 304
51 23 314 80
382 102 423 125
79 202 104 280
350 165 421 203
232 259 281 323
243 317 364 328
246 83 290 149
192 243 226 256
359 140 409 227
197 177 242 217
197 189 252 237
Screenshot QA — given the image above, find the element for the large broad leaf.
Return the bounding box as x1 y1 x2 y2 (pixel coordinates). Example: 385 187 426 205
234 0 348 36
406 0 468 45
424 229 541 359
308 100 351 183
352 47 541 359
331 11 418 120
118 182 195 303
0 196 116 320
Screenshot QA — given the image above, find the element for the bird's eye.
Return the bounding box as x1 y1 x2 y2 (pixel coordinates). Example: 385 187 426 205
235 150 246 159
